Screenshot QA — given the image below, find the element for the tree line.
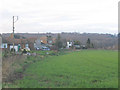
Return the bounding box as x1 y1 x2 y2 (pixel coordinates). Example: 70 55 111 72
54 34 94 50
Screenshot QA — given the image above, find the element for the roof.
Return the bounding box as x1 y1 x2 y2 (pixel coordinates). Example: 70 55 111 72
40 36 47 44
21 39 28 44
2 37 8 43
6 38 29 44
2 36 56 45
27 37 37 43
39 36 56 44
52 38 56 43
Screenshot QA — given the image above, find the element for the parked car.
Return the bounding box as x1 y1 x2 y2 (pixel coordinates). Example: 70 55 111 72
36 47 40 50
74 45 81 49
42 47 50 51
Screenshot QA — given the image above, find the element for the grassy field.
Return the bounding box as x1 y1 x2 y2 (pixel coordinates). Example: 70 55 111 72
4 50 118 88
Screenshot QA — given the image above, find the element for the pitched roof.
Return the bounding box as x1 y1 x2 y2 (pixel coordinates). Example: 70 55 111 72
6 38 20 44
52 38 56 43
5 38 29 44
2 37 8 43
27 37 37 43
40 36 47 44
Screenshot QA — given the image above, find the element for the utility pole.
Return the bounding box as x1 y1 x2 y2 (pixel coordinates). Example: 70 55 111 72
12 16 18 54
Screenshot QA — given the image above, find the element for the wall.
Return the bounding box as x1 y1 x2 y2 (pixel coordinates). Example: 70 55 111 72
1 43 7 48
10 45 18 52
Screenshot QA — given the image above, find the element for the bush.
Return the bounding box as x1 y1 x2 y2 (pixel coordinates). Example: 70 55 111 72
11 48 15 52
49 52 57 56
22 49 27 54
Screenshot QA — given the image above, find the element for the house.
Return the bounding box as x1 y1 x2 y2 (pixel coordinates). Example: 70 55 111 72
1 35 56 51
34 36 56 50
1 33 38 52
4 37 34 52
81 45 87 49
66 41 73 49
6 38 29 52
40 36 47 44
34 38 42 50
27 37 37 50
1 38 8 50
47 35 53 46
40 36 56 47
1 34 20 52
40 36 56 44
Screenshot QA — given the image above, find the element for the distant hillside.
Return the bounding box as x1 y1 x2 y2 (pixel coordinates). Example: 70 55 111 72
2 32 118 49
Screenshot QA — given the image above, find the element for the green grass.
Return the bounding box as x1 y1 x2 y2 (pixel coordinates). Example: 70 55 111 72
5 50 118 88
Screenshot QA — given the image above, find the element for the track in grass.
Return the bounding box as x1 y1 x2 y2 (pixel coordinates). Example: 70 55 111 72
10 50 118 88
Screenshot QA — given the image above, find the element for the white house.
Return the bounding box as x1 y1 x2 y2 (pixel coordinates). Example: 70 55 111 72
66 41 73 49
1 38 8 50
10 45 18 52
1 43 7 49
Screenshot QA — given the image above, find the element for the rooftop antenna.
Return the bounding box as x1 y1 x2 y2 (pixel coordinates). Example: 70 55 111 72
13 16 18 54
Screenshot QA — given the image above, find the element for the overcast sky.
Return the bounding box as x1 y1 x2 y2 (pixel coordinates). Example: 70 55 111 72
0 0 119 34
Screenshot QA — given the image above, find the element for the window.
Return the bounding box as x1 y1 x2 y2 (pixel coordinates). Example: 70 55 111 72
25 44 29 48
2 43 7 48
48 40 52 43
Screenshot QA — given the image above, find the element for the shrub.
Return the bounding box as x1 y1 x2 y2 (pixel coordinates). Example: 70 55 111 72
22 49 27 54
11 48 15 52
